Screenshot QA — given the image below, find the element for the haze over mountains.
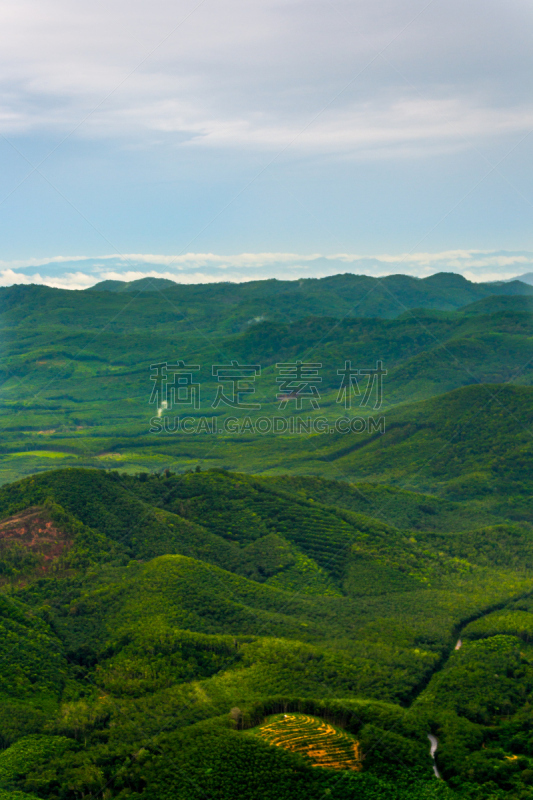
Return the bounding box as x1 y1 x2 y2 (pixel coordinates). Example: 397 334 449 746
511 272 533 285
4 250 533 290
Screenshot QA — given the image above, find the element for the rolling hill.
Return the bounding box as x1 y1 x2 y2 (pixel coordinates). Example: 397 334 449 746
2 273 533 799
1 277 533 486
0 465 532 798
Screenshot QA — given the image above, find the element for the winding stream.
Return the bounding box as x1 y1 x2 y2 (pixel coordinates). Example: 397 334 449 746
420 599 529 779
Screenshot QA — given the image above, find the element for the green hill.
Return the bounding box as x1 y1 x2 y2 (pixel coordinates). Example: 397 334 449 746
3 273 533 335
2 280 533 486
0 465 532 798
90 277 180 293
2 272 533 798
84 272 533 316
319 384 533 502
459 293 533 316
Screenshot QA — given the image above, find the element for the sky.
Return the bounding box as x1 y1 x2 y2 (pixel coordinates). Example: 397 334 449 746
1 0 533 288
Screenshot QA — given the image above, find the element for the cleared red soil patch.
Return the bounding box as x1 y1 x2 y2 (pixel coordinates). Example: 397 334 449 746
0 506 71 573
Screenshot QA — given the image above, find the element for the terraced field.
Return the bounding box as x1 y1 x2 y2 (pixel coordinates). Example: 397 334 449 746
254 713 362 771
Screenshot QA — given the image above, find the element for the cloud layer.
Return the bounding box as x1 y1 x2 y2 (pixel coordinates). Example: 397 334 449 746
1 0 532 158
2 249 533 290
1 2 533 260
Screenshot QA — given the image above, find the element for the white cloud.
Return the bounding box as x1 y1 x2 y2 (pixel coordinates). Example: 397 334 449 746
0 255 95 270
3 249 533 289
0 268 95 289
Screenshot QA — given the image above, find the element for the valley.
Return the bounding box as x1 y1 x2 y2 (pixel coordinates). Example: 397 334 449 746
1 277 533 798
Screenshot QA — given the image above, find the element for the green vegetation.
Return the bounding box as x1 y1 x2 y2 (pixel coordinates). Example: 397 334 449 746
0 461 531 798
2 277 533 485
2 275 533 797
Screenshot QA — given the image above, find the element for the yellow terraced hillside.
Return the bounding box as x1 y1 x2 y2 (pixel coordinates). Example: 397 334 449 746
255 713 362 771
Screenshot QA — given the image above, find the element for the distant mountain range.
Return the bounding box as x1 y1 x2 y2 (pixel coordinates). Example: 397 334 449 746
509 271 533 285
6 250 533 288
81 271 533 323
89 277 179 292
88 270 533 297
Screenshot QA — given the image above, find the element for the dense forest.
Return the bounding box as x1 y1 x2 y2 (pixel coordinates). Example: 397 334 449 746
2 280 533 486
1 277 533 798
0 464 532 799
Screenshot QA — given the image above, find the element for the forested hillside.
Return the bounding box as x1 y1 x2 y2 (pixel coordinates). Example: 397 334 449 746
1 276 533 485
1 274 533 798
0 465 532 799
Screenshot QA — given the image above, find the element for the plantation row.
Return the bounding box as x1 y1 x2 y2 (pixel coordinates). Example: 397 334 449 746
255 713 362 771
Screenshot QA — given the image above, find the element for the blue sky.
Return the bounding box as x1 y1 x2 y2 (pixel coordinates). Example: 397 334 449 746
1 0 533 287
